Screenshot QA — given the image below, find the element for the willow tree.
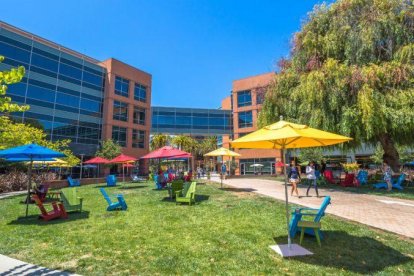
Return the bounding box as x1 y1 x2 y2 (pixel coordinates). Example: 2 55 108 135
259 0 414 171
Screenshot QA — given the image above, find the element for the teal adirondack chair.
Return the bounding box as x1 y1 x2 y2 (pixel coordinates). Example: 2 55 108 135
289 196 331 239
60 187 83 212
67 176 80 187
100 188 127 211
176 182 196 205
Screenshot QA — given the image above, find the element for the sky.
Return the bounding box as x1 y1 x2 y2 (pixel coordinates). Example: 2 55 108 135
2 0 325 108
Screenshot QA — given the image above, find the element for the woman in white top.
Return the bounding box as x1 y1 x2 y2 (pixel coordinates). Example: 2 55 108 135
306 161 319 197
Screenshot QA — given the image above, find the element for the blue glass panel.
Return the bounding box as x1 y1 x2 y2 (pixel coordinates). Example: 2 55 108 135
157 116 174 125
60 63 82 79
80 98 100 112
26 85 55 102
193 117 209 126
30 66 58 78
238 111 253 128
0 35 31 51
8 82 26 96
31 53 58 72
134 83 146 102
56 92 80 108
0 42 31 63
237 90 252 107
175 116 191 125
32 47 59 61
83 71 103 86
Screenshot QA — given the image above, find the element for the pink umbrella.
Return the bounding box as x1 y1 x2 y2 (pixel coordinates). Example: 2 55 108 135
140 146 191 159
84 157 110 178
110 154 137 183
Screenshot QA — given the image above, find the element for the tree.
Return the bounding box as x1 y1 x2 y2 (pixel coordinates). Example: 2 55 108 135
298 148 324 164
0 116 79 166
258 0 414 171
0 56 28 112
199 136 218 155
95 139 122 160
371 143 414 165
171 135 191 150
150 134 170 150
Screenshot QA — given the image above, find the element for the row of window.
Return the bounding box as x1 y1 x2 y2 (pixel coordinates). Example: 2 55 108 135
0 41 104 88
113 101 146 125
152 115 231 127
114 76 147 103
112 126 145 148
236 90 264 107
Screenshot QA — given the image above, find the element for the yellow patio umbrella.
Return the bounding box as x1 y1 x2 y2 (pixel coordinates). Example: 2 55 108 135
31 158 69 167
204 147 241 188
231 117 352 256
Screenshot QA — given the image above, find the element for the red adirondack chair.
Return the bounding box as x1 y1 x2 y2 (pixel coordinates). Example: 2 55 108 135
340 173 356 187
32 195 68 221
323 170 336 184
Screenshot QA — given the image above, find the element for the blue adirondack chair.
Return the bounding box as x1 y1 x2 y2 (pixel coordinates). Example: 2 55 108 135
289 196 331 239
99 188 127 211
374 173 405 190
356 170 368 185
106 175 117 186
67 176 80 187
154 175 162 190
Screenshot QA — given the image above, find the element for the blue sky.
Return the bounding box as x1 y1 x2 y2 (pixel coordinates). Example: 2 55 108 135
2 0 324 108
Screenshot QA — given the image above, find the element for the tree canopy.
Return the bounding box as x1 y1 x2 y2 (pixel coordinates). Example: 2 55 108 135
258 0 414 171
95 139 122 160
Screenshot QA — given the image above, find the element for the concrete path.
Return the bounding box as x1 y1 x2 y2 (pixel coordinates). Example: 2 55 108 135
212 176 414 238
0 191 26 200
0 254 79 276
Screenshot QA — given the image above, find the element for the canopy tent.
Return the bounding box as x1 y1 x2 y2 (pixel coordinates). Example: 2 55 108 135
140 146 191 159
110 154 137 183
231 117 352 257
204 147 241 188
0 144 66 217
84 157 110 178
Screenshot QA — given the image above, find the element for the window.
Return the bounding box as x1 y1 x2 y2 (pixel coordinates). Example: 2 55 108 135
112 126 127 147
113 101 128 122
134 83 146 102
256 92 265 105
237 90 252 107
238 111 253 128
115 76 129 97
132 129 145 148
133 106 146 125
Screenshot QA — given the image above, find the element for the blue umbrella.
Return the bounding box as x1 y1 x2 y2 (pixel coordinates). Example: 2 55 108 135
0 144 65 217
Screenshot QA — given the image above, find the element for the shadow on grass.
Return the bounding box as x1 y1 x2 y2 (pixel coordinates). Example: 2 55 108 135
94 185 119 188
0 262 74 276
119 185 147 190
160 194 210 204
221 187 257 193
8 211 90 226
273 231 412 274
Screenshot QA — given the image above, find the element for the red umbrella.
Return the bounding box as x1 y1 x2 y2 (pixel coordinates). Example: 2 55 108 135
110 154 137 183
122 163 134 168
140 146 191 159
84 157 110 179
275 161 285 167
110 154 137 163
84 157 109 164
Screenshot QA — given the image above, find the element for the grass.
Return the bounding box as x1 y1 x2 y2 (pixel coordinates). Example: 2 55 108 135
0 181 413 275
257 175 414 201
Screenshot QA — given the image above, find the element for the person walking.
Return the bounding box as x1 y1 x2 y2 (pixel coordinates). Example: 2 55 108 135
221 163 227 180
306 161 319 197
288 160 301 197
382 161 393 191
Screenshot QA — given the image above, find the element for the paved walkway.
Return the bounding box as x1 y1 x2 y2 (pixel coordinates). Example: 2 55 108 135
0 191 26 200
212 176 414 238
0 254 79 275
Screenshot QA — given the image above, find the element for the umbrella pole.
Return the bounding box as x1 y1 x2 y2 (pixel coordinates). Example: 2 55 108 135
26 157 33 218
282 147 292 249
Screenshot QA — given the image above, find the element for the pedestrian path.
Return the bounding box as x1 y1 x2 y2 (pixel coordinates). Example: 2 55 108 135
0 254 79 276
0 191 26 200
212 176 414 238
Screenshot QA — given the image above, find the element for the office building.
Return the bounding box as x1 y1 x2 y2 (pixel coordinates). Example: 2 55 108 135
0 21 151 170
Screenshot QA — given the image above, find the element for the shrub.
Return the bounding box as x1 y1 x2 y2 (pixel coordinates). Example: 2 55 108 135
0 170 57 193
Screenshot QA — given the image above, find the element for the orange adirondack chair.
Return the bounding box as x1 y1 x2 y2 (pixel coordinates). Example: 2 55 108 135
32 195 68 221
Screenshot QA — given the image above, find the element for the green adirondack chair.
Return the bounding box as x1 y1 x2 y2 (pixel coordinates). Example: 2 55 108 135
60 187 83 212
175 181 196 205
168 180 184 199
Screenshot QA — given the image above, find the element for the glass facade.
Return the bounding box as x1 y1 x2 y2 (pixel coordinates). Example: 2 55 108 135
133 106 145 125
237 90 252 107
113 100 128 122
112 126 127 147
0 26 105 155
134 83 146 102
238 111 253 128
115 76 129 97
132 129 145 148
151 106 232 136
239 158 275 175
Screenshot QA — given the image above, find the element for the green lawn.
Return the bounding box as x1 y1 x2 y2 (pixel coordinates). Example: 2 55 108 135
0 182 413 275
257 176 414 201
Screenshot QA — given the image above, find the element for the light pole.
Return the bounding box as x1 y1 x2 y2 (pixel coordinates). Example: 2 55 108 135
79 154 84 180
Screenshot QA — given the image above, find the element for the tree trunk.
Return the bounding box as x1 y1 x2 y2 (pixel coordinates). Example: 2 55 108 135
378 133 400 172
